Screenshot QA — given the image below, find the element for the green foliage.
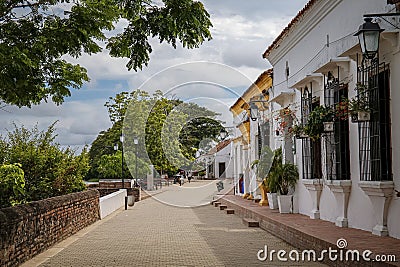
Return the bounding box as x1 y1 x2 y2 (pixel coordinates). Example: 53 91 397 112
288 124 305 138
304 105 334 140
1 0 212 107
0 163 25 208
266 148 299 195
98 152 122 179
252 146 274 183
0 122 88 203
335 88 372 121
90 89 222 178
266 148 282 193
97 150 150 179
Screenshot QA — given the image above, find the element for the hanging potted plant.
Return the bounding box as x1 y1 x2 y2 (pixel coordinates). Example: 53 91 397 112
348 83 372 122
304 105 335 140
289 124 307 139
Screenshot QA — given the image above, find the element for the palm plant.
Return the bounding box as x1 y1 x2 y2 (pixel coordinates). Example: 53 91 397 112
267 148 299 195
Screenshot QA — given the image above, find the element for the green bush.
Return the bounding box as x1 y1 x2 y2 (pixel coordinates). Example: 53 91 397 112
0 122 88 204
0 163 25 208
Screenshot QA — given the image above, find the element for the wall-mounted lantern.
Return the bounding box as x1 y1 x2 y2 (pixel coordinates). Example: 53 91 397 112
354 17 384 60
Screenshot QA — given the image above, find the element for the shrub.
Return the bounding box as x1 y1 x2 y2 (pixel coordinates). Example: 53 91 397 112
0 122 88 204
0 163 25 208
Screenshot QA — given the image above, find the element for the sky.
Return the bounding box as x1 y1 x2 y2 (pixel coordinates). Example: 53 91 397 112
0 0 310 152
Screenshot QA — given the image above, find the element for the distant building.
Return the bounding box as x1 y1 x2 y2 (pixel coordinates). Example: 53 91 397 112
199 139 233 179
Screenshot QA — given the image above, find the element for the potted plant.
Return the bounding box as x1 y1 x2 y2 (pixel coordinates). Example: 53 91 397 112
289 124 307 139
351 83 371 122
267 148 299 213
265 148 282 209
304 105 334 140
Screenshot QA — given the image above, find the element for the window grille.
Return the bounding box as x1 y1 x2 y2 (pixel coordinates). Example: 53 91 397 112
357 58 392 181
324 75 351 180
301 86 322 179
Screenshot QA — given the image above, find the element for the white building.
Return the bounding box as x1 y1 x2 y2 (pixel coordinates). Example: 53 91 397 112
263 0 400 238
199 139 234 179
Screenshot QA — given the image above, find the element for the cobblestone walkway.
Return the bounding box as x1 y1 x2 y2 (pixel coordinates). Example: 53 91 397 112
27 187 327 267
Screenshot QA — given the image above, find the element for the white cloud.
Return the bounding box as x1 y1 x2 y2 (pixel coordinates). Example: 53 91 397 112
0 100 111 152
2 0 310 150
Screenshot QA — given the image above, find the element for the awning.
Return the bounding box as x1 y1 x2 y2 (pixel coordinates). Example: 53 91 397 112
290 73 323 90
269 91 295 106
314 57 351 75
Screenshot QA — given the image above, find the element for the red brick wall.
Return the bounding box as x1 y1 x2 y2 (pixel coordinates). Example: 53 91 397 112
0 190 100 267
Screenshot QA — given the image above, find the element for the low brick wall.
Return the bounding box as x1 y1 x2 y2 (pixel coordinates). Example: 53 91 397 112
0 190 100 267
96 188 140 201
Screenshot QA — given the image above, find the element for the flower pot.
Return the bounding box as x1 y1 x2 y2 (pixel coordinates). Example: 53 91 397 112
267 192 278 210
323 122 334 132
127 195 135 206
351 111 370 122
295 133 308 139
277 195 293 213
357 111 370 122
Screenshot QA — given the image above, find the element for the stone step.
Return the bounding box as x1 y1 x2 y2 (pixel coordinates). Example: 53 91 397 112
226 209 235 215
219 205 227 210
242 218 259 227
214 202 222 207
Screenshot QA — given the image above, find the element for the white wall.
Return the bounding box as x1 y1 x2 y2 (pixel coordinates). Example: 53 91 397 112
214 142 234 178
99 189 127 219
266 0 400 238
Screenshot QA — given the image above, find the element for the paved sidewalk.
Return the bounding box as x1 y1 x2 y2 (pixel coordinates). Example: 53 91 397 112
22 190 327 267
219 195 400 267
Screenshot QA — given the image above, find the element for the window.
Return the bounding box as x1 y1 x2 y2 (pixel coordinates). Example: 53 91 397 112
301 86 322 179
357 60 392 181
324 74 351 180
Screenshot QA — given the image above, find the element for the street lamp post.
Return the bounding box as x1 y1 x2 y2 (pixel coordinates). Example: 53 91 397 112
120 135 124 188
113 143 119 183
134 137 139 186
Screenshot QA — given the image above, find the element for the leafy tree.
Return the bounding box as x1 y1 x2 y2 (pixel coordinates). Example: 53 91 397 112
0 122 88 202
0 163 25 208
89 89 223 179
97 150 150 179
0 0 212 107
